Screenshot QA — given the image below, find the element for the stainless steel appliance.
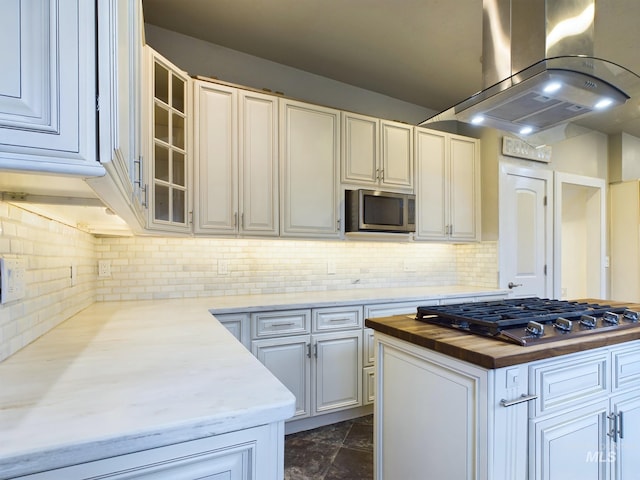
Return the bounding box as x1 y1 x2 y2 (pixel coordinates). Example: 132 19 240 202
345 189 415 233
416 297 639 346
422 0 640 138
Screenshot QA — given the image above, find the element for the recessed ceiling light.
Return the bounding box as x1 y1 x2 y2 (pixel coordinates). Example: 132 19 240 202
470 115 485 125
519 126 533 135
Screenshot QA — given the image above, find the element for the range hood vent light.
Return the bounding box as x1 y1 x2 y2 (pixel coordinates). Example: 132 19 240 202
421 0 640 136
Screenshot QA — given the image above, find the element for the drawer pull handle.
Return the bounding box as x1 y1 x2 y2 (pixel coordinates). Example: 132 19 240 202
270 322 296 327
329 318 348 322
500 394 538 407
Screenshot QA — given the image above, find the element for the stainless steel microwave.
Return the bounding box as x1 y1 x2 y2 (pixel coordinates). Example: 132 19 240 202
345 189 415 233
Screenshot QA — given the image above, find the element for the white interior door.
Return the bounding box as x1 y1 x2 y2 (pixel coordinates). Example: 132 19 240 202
499 165 553 298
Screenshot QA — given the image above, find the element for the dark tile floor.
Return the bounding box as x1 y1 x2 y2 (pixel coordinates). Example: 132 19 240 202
284 415 373 480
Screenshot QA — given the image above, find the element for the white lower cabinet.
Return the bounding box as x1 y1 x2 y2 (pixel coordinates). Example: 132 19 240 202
214 313 251 349
251 306 363 421
253 334 312 419
374 333 640 480
529 400 610 480
17 423 284 480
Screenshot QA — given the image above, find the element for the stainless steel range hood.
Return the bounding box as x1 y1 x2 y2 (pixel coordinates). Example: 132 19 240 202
421 0 640 137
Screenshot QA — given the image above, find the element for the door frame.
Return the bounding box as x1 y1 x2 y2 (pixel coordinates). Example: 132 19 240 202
553 172 606 299
498 163 554 296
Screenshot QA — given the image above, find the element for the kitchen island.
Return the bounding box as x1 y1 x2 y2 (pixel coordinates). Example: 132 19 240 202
366 300 640 480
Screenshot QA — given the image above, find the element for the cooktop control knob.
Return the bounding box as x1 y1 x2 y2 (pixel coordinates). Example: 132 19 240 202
623 310 639 322
580 315 597 328
603 311 620 325
526 320 544 336
554 317 573 332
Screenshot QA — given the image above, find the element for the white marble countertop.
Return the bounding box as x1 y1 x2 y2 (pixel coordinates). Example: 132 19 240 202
0 285 505 478
0 299 295 479
206 285 508 314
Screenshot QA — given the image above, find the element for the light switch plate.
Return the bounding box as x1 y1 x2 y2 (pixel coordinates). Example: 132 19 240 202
1 256 26 304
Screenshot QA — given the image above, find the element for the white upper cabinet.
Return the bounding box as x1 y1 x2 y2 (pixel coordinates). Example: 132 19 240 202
0 0 102 176
144 47 191 233
280 99 341 238
239 90 279 235
194 81 279 236
341 112 413 191
90 0 146 227
415 127 480 242
194 81 237 234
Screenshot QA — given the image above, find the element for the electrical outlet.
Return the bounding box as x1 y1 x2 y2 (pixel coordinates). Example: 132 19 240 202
218 259 229 275
98 260 111 278
0 256 26 304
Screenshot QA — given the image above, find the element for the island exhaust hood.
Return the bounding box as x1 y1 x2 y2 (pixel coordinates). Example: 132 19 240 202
422 0 640 136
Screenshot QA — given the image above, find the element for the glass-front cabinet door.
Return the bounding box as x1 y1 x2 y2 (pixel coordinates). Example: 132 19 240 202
145 47 191 232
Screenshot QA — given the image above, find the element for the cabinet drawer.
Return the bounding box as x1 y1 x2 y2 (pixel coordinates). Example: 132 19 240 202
364 301 428 319
612 340 640 392
530 351 609 417
252 310 311 338
313 306 362 332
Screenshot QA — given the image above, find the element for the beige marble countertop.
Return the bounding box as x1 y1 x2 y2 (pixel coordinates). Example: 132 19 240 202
0 285 505 478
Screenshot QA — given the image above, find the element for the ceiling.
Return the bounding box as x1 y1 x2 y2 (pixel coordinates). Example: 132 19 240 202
141 0 484 113
141 0 640 127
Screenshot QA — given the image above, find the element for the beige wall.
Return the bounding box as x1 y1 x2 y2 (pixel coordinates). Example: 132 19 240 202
144 24 434 125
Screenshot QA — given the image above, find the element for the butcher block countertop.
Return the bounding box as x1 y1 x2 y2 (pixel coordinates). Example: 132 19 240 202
365 299 640 369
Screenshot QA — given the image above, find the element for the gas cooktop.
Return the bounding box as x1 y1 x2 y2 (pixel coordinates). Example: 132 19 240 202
415 297 640 346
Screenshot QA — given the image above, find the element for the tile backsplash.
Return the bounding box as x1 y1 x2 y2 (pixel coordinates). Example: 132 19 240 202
96 236 463 301
0 200 498 361
0 203 97 361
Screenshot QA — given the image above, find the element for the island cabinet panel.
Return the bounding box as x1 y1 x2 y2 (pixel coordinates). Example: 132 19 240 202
16 423 284 480
611 390 640 480
373 332 640 480
529 400 610 480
